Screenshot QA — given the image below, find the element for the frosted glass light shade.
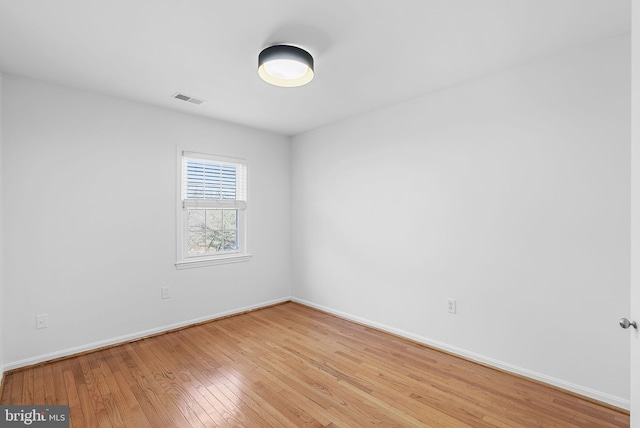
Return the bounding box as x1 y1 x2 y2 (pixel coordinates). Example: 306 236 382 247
258 45 314 87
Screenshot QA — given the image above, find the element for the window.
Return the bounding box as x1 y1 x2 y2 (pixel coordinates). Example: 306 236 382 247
176 150 250 268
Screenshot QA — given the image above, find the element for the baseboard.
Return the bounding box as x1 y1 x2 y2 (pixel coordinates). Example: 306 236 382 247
3 296 630 411
3 296 291 373
291 297 630 411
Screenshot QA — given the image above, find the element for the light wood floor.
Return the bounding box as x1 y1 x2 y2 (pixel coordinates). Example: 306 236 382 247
0 302 629 427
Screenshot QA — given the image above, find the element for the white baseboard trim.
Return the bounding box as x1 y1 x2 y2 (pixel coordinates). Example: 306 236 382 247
3 296 290 373
3 296 629 411
292 297 630 411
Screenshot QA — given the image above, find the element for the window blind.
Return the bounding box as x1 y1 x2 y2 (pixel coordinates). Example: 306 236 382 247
181 152 247 209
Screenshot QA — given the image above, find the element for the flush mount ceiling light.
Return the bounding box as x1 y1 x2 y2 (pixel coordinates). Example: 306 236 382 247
258 45 314 87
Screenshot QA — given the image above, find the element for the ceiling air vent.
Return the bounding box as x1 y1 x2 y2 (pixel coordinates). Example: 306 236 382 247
172 93 205 105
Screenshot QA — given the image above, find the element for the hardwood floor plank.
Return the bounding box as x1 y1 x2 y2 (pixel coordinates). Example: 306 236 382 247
90 353 126 428
100 347 150 428
70 358 99 427
32 365 45 405
42 364 57 405
0 302 629 427
62 359 86 428
21 369 34 404
1 373 13 404
78 355 112 428
51 362 68 406
8 368 22 404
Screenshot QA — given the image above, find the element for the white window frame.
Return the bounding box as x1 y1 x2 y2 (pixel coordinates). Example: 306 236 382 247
175 148 251 269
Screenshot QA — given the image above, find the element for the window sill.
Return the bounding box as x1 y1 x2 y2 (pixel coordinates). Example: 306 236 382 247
175 253 252 270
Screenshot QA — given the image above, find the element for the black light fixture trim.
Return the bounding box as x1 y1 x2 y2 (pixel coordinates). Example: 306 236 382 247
258 45 314 87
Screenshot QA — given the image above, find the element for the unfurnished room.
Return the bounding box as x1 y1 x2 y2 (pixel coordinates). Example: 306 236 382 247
0 1 639 427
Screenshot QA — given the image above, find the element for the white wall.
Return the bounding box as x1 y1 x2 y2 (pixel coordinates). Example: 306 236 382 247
0 72 4 381
630 2 640 423
291 36 631 407
1 74 291 367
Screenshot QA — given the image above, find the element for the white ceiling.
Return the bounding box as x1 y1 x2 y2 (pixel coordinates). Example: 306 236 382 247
0 0 630 136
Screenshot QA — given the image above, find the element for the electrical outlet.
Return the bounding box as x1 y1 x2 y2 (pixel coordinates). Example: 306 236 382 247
446 298 457 314
161 286 170 300
36 313 48 329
